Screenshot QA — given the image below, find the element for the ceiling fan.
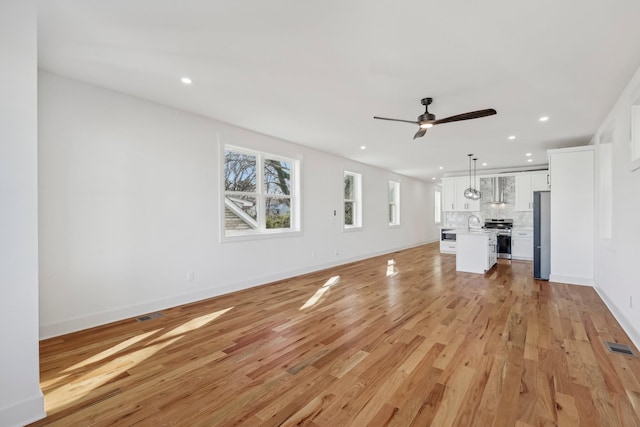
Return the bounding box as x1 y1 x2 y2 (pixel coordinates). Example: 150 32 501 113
374 97 497 139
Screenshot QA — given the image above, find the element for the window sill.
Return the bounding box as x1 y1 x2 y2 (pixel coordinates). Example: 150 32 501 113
343 225 363 233
221 229 302 243
388 223 401 228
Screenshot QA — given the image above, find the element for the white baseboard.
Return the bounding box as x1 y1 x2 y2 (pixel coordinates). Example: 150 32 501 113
549 274 594 286
0 392 45 427
40 240 437 339
593 285 640 352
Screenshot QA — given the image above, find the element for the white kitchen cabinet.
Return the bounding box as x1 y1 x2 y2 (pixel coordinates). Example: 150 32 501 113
515 171 549 211
456 231 497 274
531 172 549 192
511 230 533 260
548 146 594 285
442 178 480 212
455 177 481 212
440 240 456 254
442 179 457 211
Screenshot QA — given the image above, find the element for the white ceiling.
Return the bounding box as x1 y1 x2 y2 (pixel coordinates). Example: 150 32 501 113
37 1 640 181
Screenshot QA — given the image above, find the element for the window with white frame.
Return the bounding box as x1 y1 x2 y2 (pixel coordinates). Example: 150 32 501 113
223 146 299 237
343 171 362 229
434 188 442 224
388 180 400 226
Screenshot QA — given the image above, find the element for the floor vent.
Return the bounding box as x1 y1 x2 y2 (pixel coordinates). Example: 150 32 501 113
605 341 637 357
136 312 164 322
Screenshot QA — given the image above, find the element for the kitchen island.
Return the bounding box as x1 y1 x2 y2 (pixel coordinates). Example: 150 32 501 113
456 229 497 274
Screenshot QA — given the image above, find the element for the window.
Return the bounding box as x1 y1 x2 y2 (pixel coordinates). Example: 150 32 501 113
223 146 299 238
434 188 442 224
388 180 400 226
343 171 362 229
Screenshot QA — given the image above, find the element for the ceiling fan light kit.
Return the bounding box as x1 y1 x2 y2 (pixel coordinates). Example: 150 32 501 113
373 97 497 140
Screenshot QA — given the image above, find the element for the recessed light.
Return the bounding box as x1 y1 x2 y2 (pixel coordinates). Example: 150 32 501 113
439 166 444 170
360 145 366 150
539 116 549 122
527 159 533 162
432 177 436 180
525 153 532 156
482 162 487 166
181 77 192 85
508 135 516 140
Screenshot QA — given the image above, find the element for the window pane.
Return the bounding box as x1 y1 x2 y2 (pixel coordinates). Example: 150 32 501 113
388 182 396 202
224 150 256 192
344 175 354 199
265 197 291 229
389 204 394 223
225 195 257 231
344 201 354 225
264 159 291 195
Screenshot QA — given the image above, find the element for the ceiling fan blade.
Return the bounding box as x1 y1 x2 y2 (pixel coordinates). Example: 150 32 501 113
373 116 419 125
413 127 427 139
432 109 497 125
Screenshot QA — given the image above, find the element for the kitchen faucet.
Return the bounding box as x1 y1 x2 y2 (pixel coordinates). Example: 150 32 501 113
467 214 480 231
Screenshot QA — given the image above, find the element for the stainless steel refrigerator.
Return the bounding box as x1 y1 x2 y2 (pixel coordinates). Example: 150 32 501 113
533 191 550 280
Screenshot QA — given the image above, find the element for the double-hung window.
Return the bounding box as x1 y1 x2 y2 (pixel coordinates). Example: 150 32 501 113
343 171 362 229
388 180 400 226
434 188 442 224
223 146 299 238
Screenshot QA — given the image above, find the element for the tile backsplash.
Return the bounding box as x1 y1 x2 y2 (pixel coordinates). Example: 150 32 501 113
443 176 533 229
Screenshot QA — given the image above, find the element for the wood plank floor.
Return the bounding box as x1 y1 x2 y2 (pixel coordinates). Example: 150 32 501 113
30 243 640 426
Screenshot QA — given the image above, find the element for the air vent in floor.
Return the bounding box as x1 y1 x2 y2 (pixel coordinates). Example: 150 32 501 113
605 341 637 357
136 312 164 322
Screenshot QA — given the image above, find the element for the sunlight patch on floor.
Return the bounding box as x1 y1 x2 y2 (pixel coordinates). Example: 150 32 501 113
300 276 340 310
45 335 183 412
386 259 399 277
45 307 235 413
149 306 235 343
62 329 160 373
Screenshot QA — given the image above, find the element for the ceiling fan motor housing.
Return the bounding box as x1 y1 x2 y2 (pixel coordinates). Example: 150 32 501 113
418 113 436 122
419 98 435 122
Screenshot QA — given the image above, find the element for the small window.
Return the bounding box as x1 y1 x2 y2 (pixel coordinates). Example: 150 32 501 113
223 146 299 238
388 181 400 226
434 189 442 224
344 171 362 229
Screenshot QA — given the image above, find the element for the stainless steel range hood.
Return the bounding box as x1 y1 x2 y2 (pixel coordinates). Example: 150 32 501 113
489 176 506 204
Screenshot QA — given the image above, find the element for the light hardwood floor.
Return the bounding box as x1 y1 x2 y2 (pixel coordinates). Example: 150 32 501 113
30 243 640 426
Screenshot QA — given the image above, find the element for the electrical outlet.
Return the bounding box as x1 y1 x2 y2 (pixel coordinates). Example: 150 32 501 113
335 249 339 256
187 271 195 282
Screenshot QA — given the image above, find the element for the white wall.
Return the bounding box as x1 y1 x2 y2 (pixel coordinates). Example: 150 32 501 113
38 72 439 338
0 1 45 425
591 63 640 350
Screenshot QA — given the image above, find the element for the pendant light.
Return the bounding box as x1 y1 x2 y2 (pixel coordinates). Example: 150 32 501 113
471 157 482 200
463 154 475 199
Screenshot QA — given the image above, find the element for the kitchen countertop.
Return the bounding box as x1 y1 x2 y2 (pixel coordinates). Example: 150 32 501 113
444 228 498 236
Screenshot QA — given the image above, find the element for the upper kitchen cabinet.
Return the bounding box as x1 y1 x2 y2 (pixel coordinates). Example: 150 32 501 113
515 171 549 211
442 177 480 212
442 179 456 211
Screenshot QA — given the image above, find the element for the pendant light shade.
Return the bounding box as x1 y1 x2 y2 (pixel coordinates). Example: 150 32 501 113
464 154 481 200
471 157 482 200
464 154 475 199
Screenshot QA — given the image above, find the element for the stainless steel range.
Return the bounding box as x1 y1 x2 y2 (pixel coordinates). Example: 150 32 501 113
483 218 513 259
